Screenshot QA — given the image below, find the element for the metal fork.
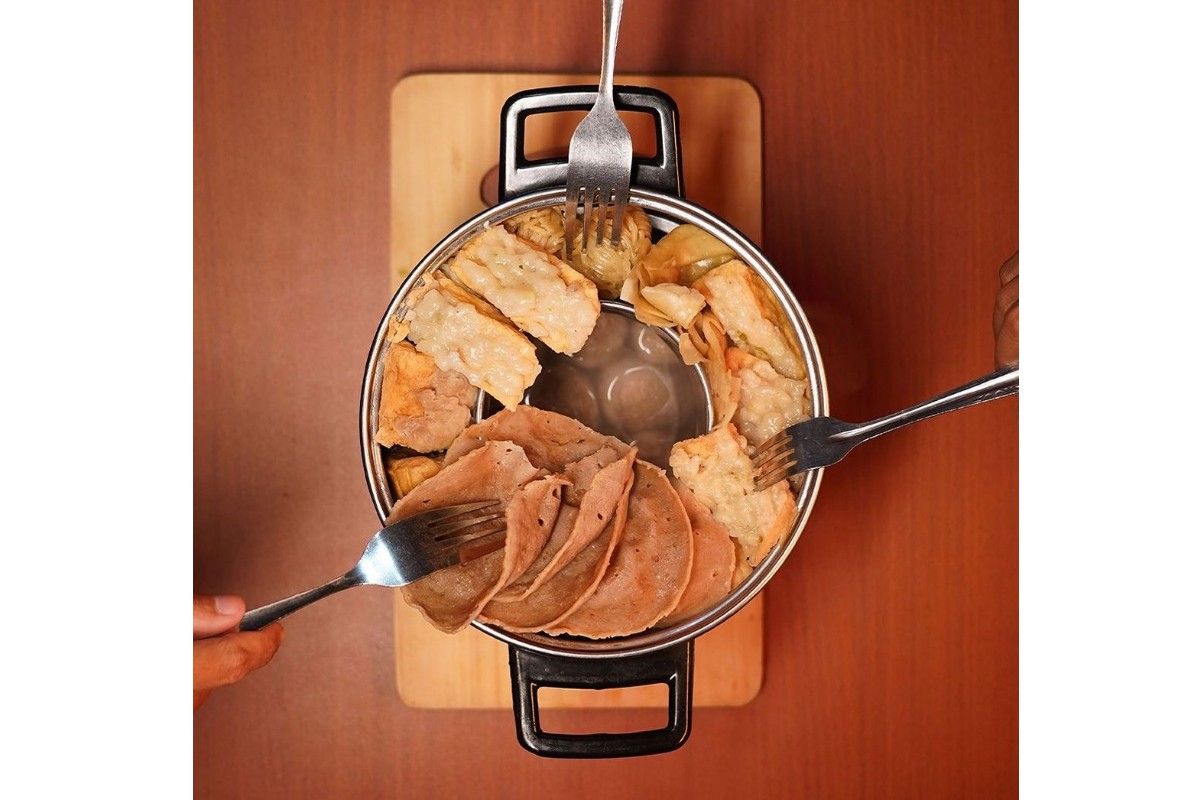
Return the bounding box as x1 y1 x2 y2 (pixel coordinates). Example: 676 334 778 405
563 0 632 260
240 501 506 630
753 366 1019 489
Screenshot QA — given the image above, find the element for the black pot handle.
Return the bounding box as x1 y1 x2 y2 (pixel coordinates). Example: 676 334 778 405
508 641 694 758
498 84 685 201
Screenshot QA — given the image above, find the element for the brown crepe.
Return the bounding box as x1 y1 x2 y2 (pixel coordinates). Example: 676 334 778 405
490 449 634 602
499 476 569 584
386 441 543 633
546 461 694 639
658 482 737 627
519 449 636 597
479 462 636 632
444 406 630 474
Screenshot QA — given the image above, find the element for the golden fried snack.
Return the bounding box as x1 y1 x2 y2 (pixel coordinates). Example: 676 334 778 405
403 276 539 409
622 223 733 326
448 226 599 355
546 461 694 638
387 441 544 633
726 347 813 447
639 282 706 328
384 454 441 499
669 424 796 577
692 260 807 381
375 341 477 452
503 208 565 256
658 481 737 627
679 312 740 426
568 205 652 298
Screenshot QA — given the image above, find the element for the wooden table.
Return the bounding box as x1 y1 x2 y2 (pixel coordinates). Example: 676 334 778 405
194 1 1017 797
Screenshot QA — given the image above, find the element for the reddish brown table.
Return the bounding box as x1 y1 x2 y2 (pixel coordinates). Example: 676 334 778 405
195 1 1017 797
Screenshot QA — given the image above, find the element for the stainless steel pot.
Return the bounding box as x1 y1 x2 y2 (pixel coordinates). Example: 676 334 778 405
359 86 828 758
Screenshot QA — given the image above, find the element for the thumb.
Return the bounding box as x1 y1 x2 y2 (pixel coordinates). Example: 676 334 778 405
194 595 245 639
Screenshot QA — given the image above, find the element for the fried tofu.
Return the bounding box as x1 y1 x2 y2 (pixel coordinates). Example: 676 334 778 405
384 454 442 499
448 226 599 355
727 347 812 447
693 260 807 381
375 341 477 452
669 423 796 575
403 276 540 409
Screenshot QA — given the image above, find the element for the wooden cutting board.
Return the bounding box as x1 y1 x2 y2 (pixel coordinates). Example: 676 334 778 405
390 73 764 708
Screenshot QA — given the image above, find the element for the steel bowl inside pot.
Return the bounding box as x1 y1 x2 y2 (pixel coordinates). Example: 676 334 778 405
359 86 827 758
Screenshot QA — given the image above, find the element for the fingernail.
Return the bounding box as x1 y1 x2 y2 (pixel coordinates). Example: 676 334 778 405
214 595 243 616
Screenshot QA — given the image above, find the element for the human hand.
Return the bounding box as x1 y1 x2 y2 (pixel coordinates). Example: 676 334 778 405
194 595 283 710
993 252 1019 367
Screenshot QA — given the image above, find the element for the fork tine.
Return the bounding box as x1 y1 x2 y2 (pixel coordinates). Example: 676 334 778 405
420 500 501 525
432 512 506 542
455 529 508 562
581 189 596 256
751 430 792 467
564 186 580 259
424 501 502 529
430 527 507 569
753 446 797 477
755 461 797 491
594 189 611 248
609 186 628 247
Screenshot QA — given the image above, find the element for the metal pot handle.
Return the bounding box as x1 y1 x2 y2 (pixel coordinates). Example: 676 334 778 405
509 641 694 758
498 85 684 200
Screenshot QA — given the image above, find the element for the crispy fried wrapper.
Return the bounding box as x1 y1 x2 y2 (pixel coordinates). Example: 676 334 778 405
623 224 734 327
726 347 813 447
669 424 796 578
402 276 540 409
384 454 442 500
679 312 740 426
503 208 566 257
447 225 599 355
375 341 477 452
568 205 652 298
693 260 807 381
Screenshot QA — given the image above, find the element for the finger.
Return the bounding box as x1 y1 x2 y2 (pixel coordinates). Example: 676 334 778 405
193 624 283 691
999 251 1019 285
194 594 245 639
993 275 1019 336
995 303 1019 367
194 689 212 711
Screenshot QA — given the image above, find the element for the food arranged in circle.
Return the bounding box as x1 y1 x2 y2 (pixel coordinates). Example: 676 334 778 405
377 204 812 637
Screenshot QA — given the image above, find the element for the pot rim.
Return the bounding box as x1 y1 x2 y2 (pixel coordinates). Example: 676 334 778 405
360 186 828 660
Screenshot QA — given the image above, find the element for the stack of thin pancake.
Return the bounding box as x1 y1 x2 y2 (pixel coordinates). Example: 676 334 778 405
389 407 738 637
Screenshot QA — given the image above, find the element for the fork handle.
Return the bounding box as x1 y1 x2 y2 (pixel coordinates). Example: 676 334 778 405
240 571 361 632
843 365 1019 444
598 0 624 102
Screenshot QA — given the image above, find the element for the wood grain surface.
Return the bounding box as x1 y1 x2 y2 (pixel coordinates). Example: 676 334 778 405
195 1 1017 797
390 72 764 710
